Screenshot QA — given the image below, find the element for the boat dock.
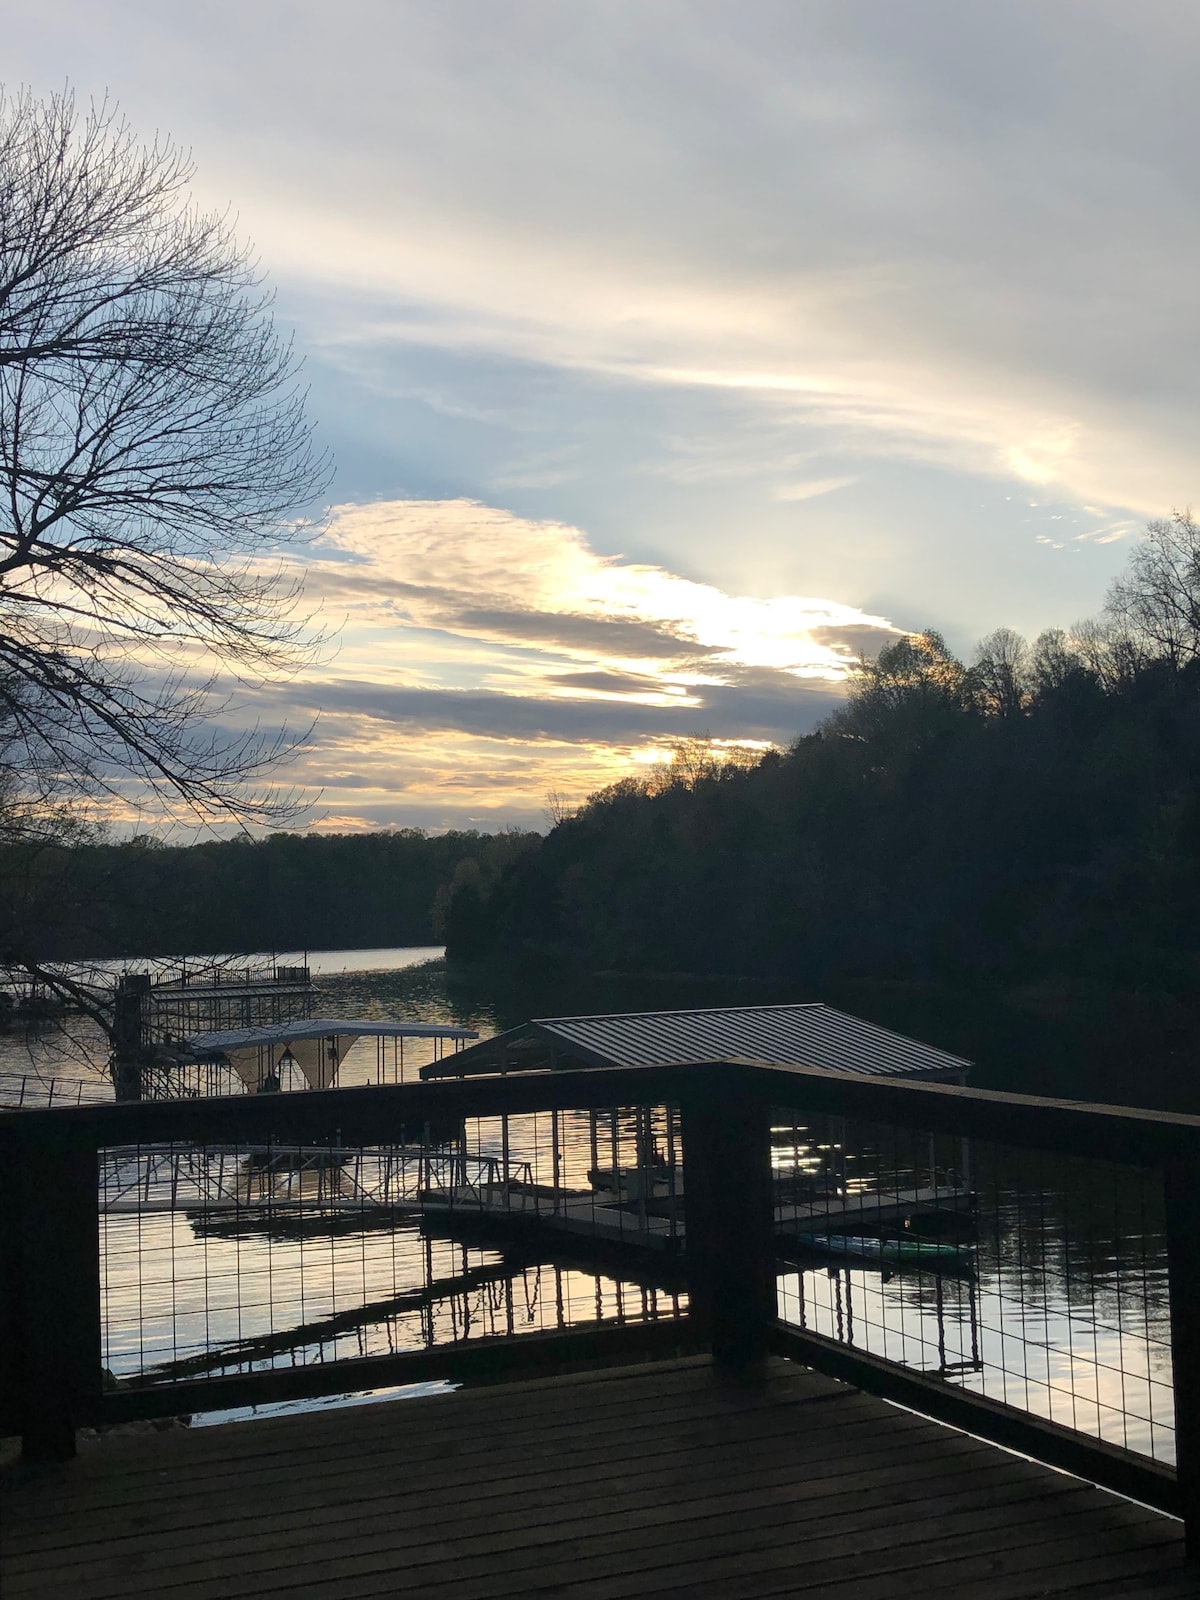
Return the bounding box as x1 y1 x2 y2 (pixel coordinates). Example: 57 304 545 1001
774 1183 974 1232
416 1180 973 1257
420 1181 682 1249
95 1142 974 1266
411 1003 978 1261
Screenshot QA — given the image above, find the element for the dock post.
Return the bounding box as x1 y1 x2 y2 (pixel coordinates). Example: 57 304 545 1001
110 973 150 1101
680 1065 775 1368
1165 1158 1200 1555
11 1128 102 1460
0 1124 21 1441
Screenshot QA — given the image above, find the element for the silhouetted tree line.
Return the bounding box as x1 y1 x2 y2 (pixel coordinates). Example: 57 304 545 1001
446 514 1200 999
1 828 537 959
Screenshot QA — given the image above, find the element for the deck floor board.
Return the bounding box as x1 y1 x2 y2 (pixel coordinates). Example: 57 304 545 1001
2 1356 1192 1600
6 1440 1027 1574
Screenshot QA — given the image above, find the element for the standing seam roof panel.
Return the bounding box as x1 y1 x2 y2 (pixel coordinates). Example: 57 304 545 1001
532 1003 969 1078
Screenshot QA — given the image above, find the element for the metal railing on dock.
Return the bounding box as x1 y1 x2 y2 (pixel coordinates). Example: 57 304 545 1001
0 1073 111 1111
3 1060 1200 1550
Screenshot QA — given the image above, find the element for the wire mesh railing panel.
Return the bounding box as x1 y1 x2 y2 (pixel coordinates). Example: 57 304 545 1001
98 1124 687 1390
772 1111 1174 1465
435 1105 685 1255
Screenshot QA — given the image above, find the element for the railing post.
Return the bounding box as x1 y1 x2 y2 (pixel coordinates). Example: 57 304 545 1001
1165 1158 1200 1553
11 1127 102 1460
0 1124 21 1439
680 1065 775 1367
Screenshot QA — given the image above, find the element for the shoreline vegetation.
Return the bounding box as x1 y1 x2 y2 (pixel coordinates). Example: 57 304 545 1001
0 830 537 962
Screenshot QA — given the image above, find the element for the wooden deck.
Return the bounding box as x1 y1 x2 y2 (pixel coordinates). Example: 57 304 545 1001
1 1355 1194 1600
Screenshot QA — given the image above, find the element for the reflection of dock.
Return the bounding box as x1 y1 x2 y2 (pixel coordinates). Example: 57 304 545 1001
134 1244 683 1386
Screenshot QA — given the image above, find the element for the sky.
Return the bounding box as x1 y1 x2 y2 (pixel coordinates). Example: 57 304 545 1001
7 1 1200 831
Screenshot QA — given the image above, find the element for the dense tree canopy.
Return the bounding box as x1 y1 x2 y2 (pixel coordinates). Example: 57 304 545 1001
2 827 537 960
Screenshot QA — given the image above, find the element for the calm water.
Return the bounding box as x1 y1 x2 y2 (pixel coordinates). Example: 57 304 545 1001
3 947 1177 1460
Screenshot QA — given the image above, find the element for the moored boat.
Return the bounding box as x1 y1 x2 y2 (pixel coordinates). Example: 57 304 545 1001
790 1231 976 1269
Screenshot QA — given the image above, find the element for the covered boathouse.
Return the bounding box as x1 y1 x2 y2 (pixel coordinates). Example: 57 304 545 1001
418 1003 975 1252
419 1001 972 1084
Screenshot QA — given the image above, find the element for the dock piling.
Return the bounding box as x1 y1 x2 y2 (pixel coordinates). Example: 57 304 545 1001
680 1067 774 1368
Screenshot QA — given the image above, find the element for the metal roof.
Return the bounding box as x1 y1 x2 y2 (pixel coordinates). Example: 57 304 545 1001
422 1003 969 1081
186 1018 478 1053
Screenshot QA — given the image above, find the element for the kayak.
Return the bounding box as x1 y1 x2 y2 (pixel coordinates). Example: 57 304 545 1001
789 1232 975 1268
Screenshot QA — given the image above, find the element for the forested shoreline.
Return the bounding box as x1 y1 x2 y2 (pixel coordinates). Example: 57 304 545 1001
448 632 1200 991
2 828 536 959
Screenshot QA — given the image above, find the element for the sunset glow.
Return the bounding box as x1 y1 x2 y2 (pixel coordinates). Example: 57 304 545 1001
9 5 1195 831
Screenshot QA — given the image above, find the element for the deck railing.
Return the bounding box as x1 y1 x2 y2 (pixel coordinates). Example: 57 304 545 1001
0 1073 100 1110
3 1060 1200 1546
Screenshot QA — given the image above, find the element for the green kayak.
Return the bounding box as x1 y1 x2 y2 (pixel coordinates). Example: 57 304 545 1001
791 1232 975 1267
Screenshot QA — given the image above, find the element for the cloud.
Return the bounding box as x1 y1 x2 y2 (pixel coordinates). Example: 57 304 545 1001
91 495 893 833
775 477 858 503
15 5 1187 823
307 499 899 681
290 496 889 719
1071 519 1140 547
5 2 1184 668
545 669 691 696
181 2 1200 520
448 608 718 662
280 678 839 744
141 496 878 832
14 2 1198 520
808 622 903 660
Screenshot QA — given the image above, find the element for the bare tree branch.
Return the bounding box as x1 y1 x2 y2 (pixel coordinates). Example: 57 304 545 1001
1105 512 1200 670
0 86 331 823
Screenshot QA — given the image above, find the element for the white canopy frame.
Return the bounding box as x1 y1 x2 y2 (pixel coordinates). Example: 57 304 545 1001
186 1019 479 1094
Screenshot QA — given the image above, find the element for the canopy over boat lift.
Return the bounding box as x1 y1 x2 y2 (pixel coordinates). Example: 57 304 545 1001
417 1003 974 1250
419 1002 971 1084
187 1018 479 1093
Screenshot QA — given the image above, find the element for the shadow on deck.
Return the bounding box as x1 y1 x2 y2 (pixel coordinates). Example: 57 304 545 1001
1 1356 1192 1600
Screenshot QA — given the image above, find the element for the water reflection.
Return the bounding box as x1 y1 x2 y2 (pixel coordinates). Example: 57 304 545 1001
776 1143 1174 1465
102 1210 685 1387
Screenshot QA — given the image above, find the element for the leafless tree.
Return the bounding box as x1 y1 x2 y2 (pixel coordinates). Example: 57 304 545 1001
1105 511 1200 669
543 789 577 827
970 627 1031 718
1070 616 1144 692
1029 627 1077 697
644 734 763 794
0 87 330 823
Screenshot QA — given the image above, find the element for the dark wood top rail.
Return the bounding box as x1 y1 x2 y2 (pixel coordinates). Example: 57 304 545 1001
5 1057 1200 1169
